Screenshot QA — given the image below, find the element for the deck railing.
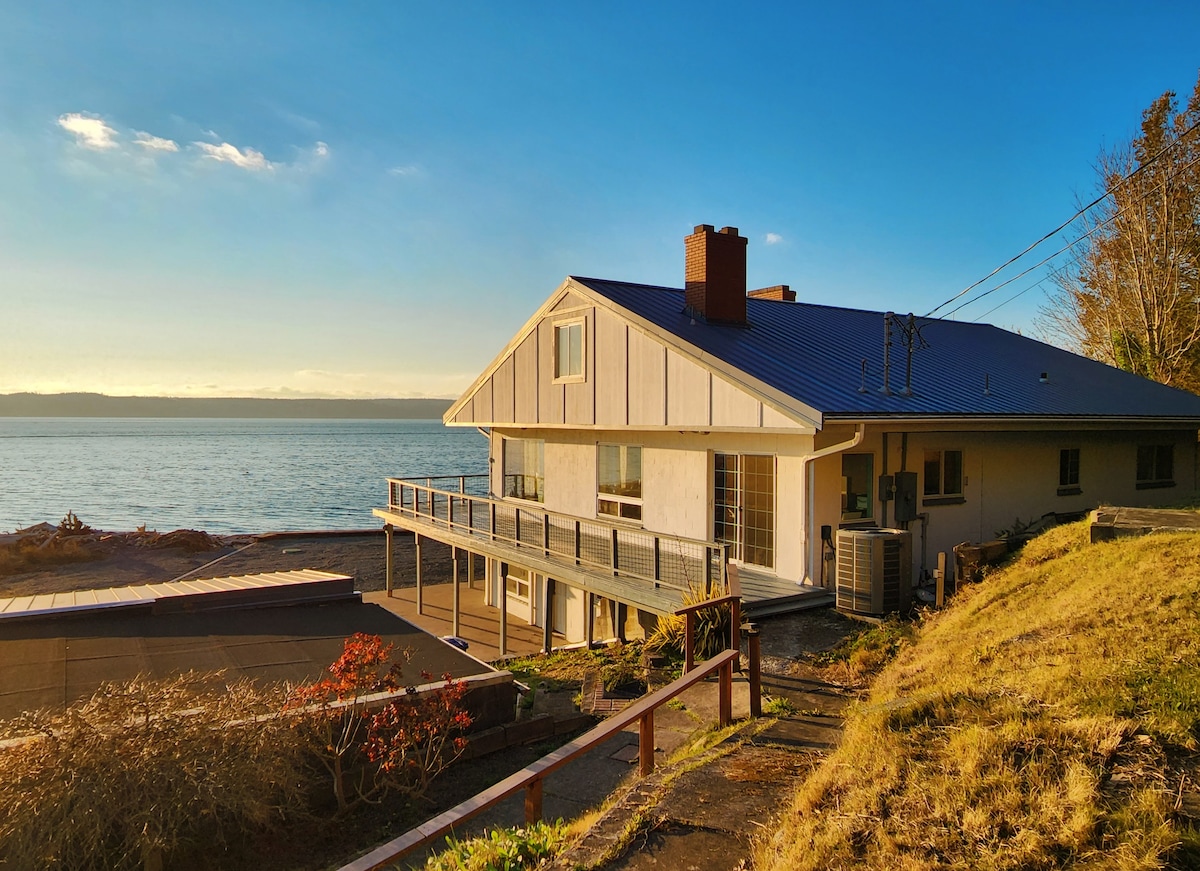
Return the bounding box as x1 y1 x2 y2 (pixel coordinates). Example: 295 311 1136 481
384 475 727 594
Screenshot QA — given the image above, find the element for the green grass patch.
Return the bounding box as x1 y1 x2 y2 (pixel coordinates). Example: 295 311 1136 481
419 820 567 871
501 642 646 693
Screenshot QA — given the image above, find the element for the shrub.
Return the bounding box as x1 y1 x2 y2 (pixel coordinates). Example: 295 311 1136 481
647 585 732 662
423 821 568 871
0 673 303 871
287 633 472 815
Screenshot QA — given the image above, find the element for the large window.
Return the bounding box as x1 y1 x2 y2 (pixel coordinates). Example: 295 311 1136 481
1059 448 1081 494
1136 444 1174 489
503 438 544 502
841 453 874 522
598 444 642 521
923 449 963 499
554 321 584 381
714 453 775 569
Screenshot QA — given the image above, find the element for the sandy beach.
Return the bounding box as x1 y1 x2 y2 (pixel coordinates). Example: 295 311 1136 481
0 527 455 600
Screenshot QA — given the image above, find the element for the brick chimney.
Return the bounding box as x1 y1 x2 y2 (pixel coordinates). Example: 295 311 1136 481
685 224 747 325
747 284 796 302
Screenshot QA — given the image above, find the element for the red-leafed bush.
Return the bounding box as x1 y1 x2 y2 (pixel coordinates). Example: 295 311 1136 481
287 633 472 815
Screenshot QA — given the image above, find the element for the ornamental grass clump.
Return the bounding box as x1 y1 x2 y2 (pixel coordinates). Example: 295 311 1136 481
647 584 732 662
755 519 1200 870
0 673 303 871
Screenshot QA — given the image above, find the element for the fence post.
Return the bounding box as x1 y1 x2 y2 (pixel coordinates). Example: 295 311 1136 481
746 623 762 719
543 514 551 555
719 657 733 727
683 612 695 674
653 538 661 582
639 710 655 776
610 528 619 576
574 521 581 565
490 502 497 540
936 551 947 608
515 507 521 545
524 777 543 824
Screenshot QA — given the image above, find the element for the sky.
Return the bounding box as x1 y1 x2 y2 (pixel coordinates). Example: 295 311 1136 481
2 2 1199 400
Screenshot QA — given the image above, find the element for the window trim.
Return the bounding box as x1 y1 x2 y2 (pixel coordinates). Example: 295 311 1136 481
922 448 964 504
597 443 643 523
502 437 545 504
552 318 586 383
505 566 532 602
1136 443 1175 490
1058 447 1082 496
840 452 876 524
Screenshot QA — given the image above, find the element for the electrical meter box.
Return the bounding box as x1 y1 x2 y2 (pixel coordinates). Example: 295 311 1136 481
893 471 918 523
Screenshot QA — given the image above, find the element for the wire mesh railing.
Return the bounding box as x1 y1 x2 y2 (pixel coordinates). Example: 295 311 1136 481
384 476 725 594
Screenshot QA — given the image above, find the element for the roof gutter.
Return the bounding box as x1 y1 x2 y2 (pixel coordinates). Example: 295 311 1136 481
801 423 865 587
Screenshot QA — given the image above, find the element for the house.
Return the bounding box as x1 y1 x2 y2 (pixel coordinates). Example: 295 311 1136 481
374 224 1200 647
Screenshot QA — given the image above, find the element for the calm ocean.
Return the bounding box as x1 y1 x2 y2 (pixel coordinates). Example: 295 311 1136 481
0 419 487 534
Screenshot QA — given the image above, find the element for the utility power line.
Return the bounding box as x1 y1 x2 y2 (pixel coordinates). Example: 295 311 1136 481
922 115 1200 321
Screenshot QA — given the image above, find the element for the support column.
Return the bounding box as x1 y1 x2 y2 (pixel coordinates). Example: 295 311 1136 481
384 524 394 597
415 534 423 616
499 560 509 657
452 546 461 637
585 591 595 648
616 602 628 643
542 577 555 653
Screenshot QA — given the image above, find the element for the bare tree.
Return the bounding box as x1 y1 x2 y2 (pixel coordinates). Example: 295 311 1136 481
1041 73 1200 393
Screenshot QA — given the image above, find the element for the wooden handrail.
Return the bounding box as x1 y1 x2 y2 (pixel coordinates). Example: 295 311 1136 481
338 648 740 871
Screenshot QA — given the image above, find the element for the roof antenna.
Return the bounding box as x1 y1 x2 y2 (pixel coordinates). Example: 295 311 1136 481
895 313 929 396
859 358 869 393
878 312 893 395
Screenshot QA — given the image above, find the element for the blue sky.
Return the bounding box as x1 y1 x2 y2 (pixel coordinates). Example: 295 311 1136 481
2 2 1198 399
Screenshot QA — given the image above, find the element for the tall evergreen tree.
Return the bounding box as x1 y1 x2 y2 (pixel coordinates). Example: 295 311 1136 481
1041 73 1200 393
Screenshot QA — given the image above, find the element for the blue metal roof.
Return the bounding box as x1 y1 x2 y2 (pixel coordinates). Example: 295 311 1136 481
574 277 1200 422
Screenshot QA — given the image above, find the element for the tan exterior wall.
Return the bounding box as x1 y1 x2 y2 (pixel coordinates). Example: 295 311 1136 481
812 425 1200 584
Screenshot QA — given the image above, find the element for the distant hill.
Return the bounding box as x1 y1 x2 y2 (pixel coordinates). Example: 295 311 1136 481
0 393 454 420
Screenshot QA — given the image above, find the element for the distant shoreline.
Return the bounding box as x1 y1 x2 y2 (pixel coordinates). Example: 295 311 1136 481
0 393 453 420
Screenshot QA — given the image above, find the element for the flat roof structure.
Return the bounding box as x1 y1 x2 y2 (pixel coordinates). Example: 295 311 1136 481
0 571 502 720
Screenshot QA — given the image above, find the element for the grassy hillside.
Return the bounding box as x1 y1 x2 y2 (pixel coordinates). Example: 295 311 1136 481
757 521 1200 870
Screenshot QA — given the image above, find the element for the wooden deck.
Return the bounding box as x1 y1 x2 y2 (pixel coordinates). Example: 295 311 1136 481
365 581 566 662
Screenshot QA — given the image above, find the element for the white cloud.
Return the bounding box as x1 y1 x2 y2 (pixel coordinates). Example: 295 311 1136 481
133 131 179 152
194 141 273 171
313 141 329 158
57 113 119 150
764 232 783 245
388 164 420 177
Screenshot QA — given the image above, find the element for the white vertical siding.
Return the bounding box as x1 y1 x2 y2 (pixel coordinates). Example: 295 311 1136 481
628 328 666 426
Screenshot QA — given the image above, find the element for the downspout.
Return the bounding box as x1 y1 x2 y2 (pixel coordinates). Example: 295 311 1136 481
802 423 866 586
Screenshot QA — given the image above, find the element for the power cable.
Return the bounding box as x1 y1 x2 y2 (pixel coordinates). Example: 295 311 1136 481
923 114 1200 320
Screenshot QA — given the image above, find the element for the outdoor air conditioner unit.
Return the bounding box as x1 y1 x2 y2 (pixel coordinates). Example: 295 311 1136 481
835 528 913 617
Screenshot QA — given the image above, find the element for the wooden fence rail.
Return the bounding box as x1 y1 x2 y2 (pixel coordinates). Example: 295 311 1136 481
338 648 741 871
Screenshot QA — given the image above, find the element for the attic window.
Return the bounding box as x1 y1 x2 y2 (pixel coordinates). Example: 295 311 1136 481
554 320 584 382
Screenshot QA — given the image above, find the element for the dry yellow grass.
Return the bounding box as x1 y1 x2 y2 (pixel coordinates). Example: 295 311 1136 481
755 520 1200 870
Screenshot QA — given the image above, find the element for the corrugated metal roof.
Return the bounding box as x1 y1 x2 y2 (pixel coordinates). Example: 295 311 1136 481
574 278 1200 421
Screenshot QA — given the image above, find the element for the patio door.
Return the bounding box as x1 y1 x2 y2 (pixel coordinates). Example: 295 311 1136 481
713 453 775 569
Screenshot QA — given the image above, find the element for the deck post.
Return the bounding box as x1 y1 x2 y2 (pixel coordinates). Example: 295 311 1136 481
543 514 550 554
524 776 543 824
683 612 695 674
542 577 554 653
415 534 423 615
719 658 733 727
610 528 619 575
452 547 461 637
639 710 655 776
746 623 762 719
499 561 509 656
489 502 497 540
616 602 627 643
574 521 581 564
384 524 394 597
585 591 595 648
653 538 661 583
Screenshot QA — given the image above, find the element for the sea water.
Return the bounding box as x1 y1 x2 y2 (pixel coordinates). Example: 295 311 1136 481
0 419 487 534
